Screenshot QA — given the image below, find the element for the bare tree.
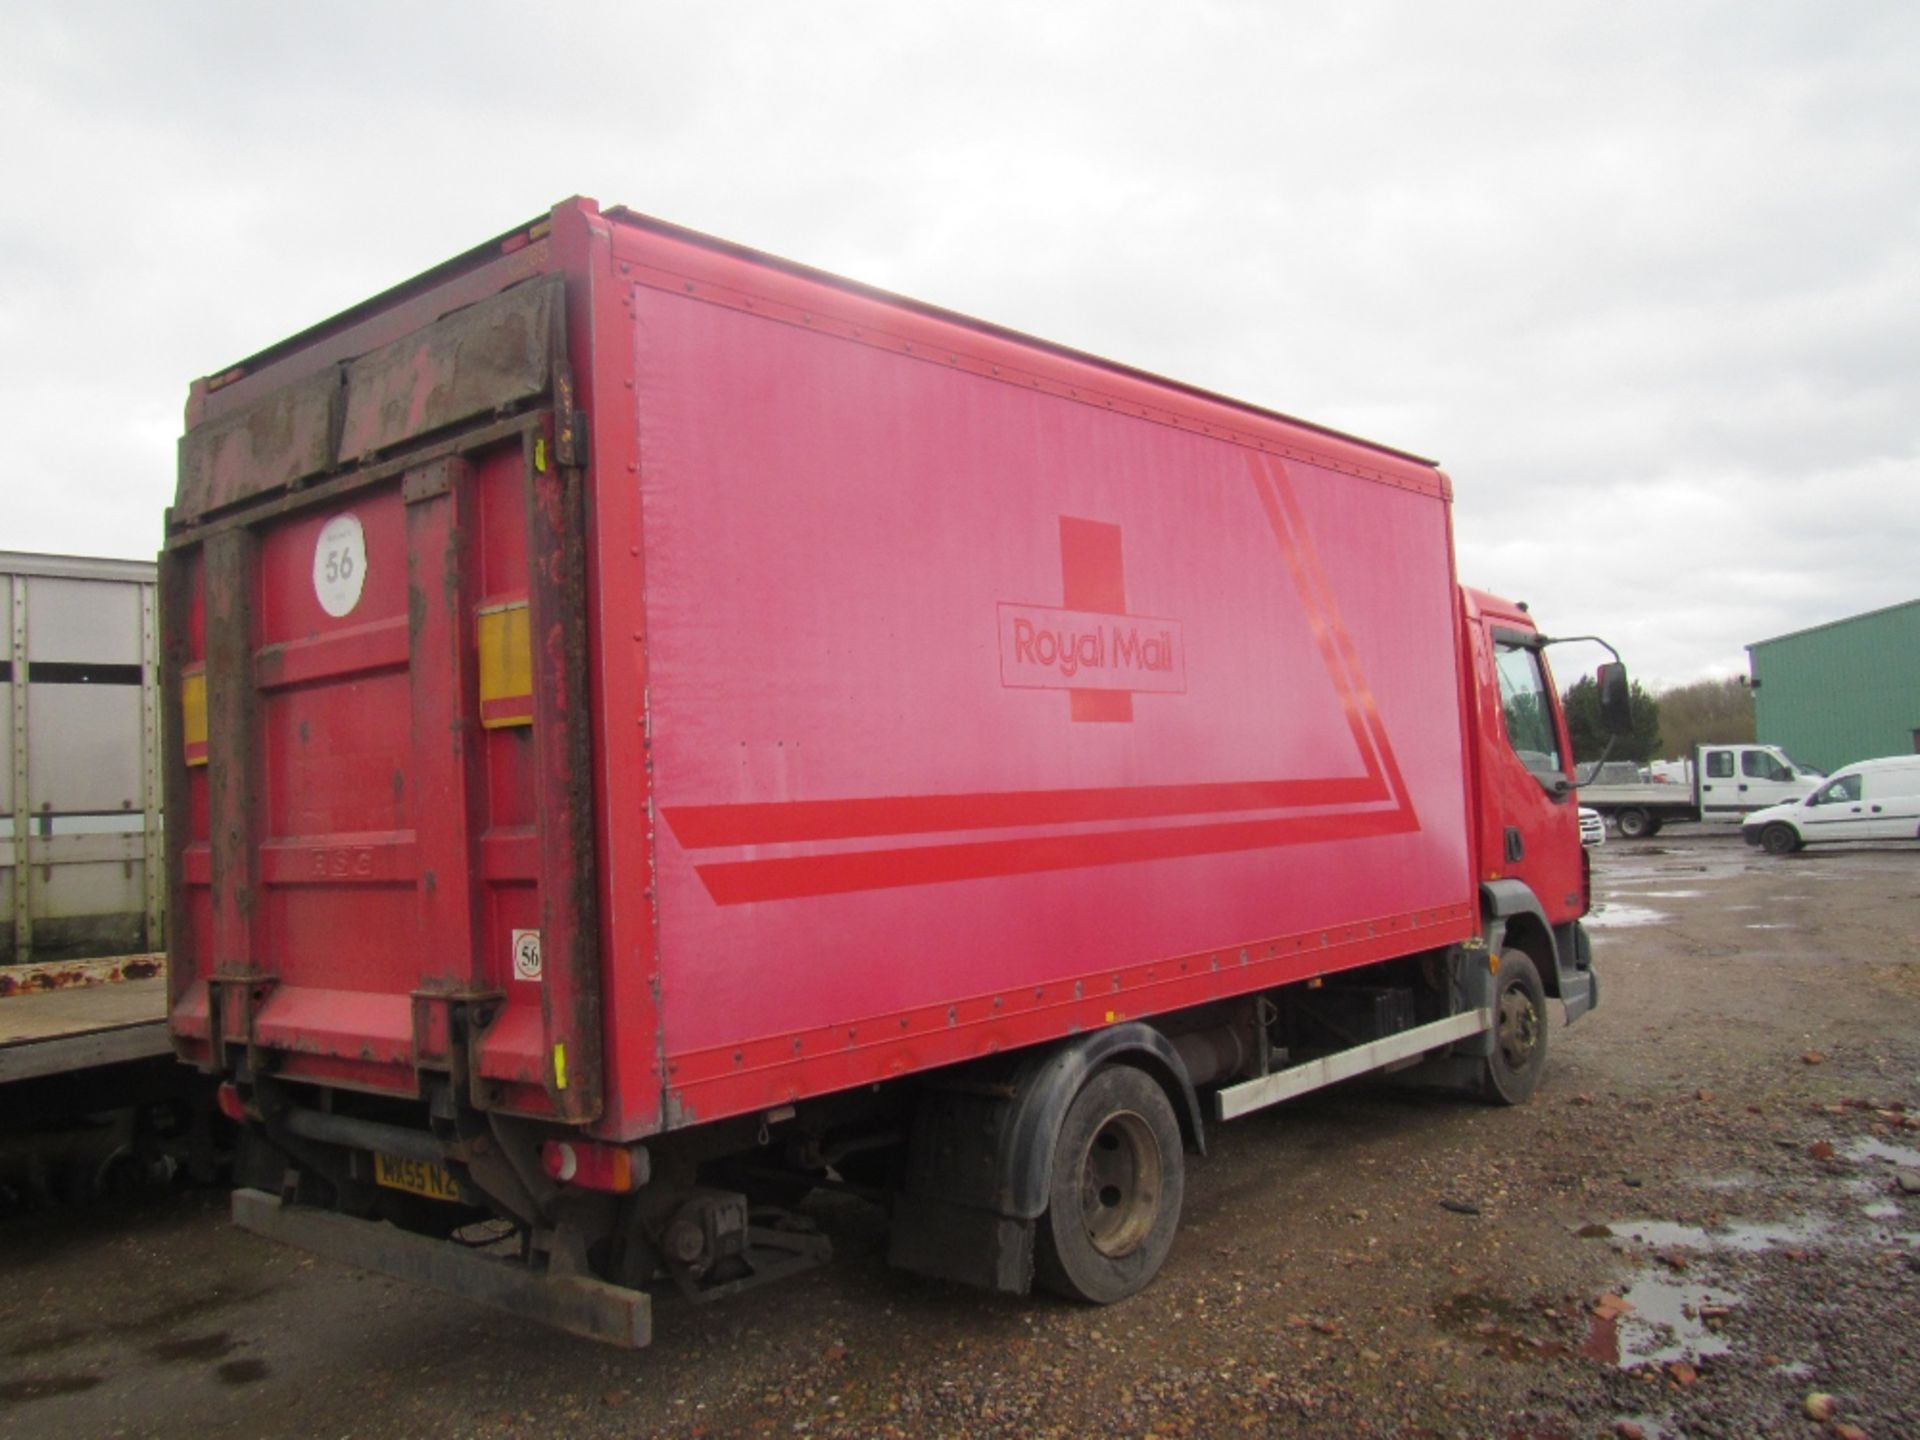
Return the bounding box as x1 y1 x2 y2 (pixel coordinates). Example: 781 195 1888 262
1655 677 1754 759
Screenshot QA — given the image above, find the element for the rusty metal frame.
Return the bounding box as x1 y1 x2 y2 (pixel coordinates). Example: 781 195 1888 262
165 412 546 551
139 577 164 951
159 544 197 1049
524 410 603 1123
401 450 506 1094
7 573 28 961
200 526 266 1071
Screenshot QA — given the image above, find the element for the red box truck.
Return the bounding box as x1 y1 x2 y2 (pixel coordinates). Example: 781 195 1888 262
164 197 1626 1346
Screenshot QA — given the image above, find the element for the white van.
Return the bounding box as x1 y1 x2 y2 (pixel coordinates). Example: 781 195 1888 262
1742 755 1920 854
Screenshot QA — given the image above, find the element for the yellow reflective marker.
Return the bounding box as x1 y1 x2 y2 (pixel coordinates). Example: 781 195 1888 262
182 665 209 767
554 1043 568 1091
477 601 534 729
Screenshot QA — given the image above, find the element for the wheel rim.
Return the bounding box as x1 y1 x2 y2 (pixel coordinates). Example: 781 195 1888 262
1078 1110 1163 1258
1497 986 1538 1071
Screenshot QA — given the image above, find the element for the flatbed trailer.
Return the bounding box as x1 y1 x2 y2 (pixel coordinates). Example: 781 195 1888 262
1 553 207 1197
1579 743 1818 837
0 955 170 1084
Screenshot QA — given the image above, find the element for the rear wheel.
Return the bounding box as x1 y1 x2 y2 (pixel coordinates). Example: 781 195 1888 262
1614 807 1652 839
1035 1065 1183 1304
1482 951 1548 1105
1760 823 1801 856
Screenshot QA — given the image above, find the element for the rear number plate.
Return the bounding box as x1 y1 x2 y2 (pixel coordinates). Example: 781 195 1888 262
374 1152 462 1203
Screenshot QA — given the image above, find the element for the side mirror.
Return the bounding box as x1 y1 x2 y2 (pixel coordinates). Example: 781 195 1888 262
1597 662 1632 735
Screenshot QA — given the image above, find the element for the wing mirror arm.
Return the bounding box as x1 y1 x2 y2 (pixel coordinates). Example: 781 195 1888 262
1535 633 1629 789
1569 737 1617 790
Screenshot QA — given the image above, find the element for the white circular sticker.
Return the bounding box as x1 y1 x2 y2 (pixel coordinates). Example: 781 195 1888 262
313 514 368 618
511 929 543 982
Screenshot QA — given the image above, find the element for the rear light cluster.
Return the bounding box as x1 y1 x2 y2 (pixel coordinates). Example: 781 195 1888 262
215 1081 248 1123
540 1138 650 1193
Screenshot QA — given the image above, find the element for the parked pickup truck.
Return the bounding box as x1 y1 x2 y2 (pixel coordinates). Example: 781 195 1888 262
1579 743 1821 838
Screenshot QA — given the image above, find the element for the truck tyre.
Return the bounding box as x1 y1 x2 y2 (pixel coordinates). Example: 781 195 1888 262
1614 807 1652 840
1481 951 1548 1106
1760 823 1801 856
1034 1064 1184 1304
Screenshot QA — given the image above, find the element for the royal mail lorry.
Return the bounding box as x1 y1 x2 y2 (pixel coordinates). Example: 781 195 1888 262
1578 742 1820 837
165 198 1625 1346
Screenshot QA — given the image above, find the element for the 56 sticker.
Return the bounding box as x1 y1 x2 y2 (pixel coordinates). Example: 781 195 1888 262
511 929 543 982
313 514 367 617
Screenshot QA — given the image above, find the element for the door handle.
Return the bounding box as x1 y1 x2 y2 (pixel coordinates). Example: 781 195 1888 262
1871 805 1883 813
1738 783 1749 791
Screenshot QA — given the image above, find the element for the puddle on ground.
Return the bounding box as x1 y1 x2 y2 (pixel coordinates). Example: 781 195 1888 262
1634 889 1704 899
1845 1136 1920 1169
1610 1215 1833 1252
1584 903 1671 930
216 1358 269 1386
1691 1171 1767 1192
1589 1193 1920 1374
1613 1272 1741 1368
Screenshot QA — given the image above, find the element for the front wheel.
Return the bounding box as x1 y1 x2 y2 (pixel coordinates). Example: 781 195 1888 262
1760 823 1801 856
1035 1065 1184 1304
1614 807 1653 839
1482 951 1548 1106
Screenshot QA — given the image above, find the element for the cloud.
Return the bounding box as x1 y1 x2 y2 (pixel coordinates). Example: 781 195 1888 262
1 0 1915 688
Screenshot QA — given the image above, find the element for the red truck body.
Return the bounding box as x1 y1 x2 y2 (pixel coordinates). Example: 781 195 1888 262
165 198 1601 1345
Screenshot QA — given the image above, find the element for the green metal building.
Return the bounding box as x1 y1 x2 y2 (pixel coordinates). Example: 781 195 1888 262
1746 599 1920 773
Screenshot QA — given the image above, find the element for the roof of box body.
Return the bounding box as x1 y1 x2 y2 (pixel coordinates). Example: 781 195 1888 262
193 197 1442 483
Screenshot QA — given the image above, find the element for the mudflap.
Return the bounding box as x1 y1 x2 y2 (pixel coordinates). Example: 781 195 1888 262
1558 921 1599 1023
231 1188 651 1349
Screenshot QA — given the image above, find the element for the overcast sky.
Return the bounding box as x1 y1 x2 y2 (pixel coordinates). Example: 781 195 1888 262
3 2 1915 688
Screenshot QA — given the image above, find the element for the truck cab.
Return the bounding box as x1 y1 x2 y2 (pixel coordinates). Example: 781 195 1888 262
1460 589 1602 1023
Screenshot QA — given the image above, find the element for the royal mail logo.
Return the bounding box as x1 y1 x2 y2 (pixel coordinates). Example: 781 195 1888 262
1000 515 1182 722
997 604 1185 695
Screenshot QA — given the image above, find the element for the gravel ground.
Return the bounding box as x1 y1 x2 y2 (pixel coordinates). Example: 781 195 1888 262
2 828 1917 1439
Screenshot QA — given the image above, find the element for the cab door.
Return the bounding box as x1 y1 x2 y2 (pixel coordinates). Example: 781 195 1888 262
1799 773 1871 841
1482 627 1583 923
1698 748 1740 817
1739 748 1805 812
